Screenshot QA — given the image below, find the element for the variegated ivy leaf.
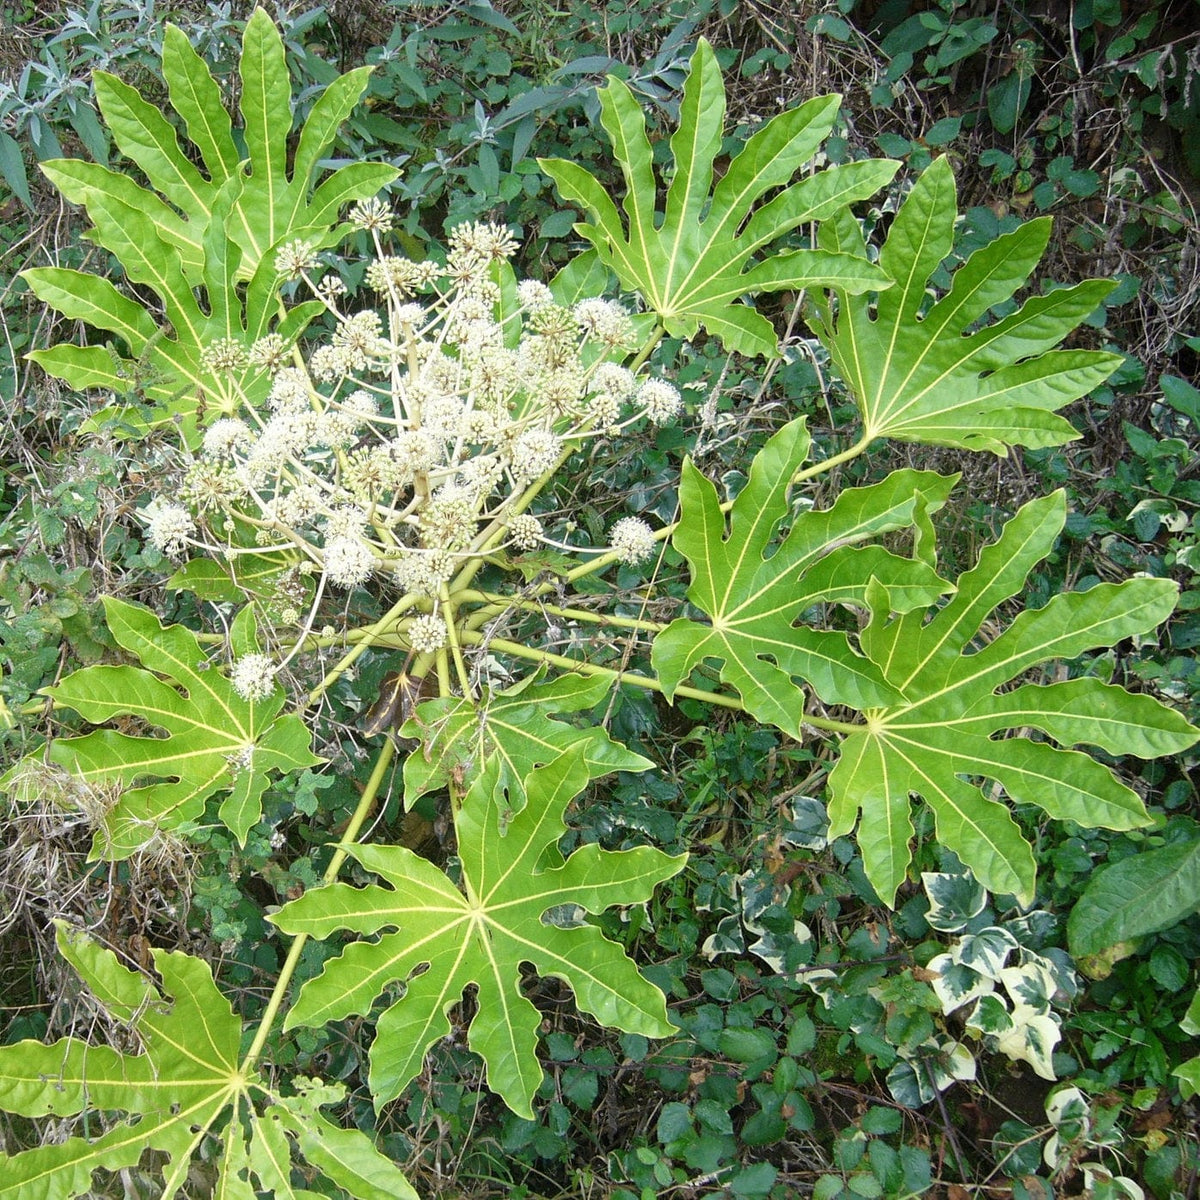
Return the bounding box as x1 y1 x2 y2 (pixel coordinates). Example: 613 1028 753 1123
400 669 650 810
885 1037 976 1107
809 156 1123 453
954 926 1019 977
985 1002 1062 1081
921 871 988 932
540 39 897 358
272 748 686 1119
829 490 1198 906
927 954 995 1014
4 598 321 859
652 416 956 725
0 922 416 1200
24 10 395 420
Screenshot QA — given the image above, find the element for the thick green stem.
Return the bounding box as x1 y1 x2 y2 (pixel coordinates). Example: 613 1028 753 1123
791 433 873 483
240 736 397 1072
458 631 861 733
306 592 419 706
456 590 667 635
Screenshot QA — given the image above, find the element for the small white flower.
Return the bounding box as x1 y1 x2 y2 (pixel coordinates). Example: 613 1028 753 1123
202 418 252 458
276 239 321 279
609 516 657 565
324 536 376 588
348 196 394 233
199 337 249 373
144 501 195 556
408 613 448 652
510 428 562 483
637 379 683 425
591 362 636 401
517 279 554 310
574 299 633 345
230 654 276 702
508 513 543 550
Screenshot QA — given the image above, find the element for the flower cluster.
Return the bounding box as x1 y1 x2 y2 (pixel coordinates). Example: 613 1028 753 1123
162 213 680 657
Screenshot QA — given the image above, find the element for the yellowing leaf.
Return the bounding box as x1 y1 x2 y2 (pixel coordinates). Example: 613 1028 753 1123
272 748 686 1118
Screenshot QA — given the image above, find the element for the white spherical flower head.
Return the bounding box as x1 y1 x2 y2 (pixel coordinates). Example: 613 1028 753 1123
348 196 394 233
510 428 562 483
574 299 633 345
230 653 276 702
144 501 195 556
591 362 636 401
324 536 376 588
202 418 252 458
517 279 554 310
408 613 448 653
637 379 683 425
508 513 544 550
275 239 321 279
610 516 658 566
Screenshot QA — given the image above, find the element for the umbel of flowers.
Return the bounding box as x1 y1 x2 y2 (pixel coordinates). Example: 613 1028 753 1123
145 203 681 695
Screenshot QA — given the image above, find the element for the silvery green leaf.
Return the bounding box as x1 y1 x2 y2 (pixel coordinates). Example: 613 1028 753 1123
928 953 994 1013
996 1005 1061 1081
782 796 830 850
701 915 748 959
748 923 813 975
966 992 1013 1037
922 872 988 932
999 957 1058 1012
953 926 1018 978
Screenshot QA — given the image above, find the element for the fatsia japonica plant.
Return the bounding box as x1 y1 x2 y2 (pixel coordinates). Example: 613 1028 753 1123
1 20 1197 1198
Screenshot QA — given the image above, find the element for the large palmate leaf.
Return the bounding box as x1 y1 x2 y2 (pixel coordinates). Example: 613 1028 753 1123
652 416 956 725
809 156 1122 453
26 173 323 421
24 10 395 419
827 491 1198 905
401 669 651 808
540 39 896 358
0 922 416 1200
272 749 686 1118
8 598 321 858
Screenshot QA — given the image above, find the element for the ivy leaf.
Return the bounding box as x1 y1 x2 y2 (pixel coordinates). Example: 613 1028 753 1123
810 156 1122 453
400 669 651 809
540 39 896 358
0 922 416 1200
272 748 687 1118
828 491 1199 905
10 598 321 858
652 416 956 727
